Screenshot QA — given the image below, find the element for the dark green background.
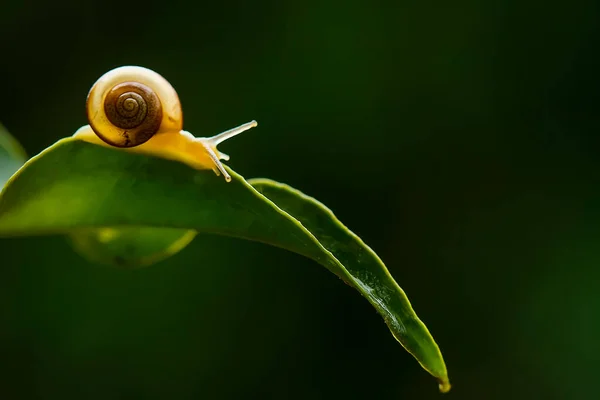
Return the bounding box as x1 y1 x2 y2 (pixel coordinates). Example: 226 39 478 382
1 0 599 399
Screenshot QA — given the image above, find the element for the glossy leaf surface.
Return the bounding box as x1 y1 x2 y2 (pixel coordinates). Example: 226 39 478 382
249 178 450 391
0 138 450 392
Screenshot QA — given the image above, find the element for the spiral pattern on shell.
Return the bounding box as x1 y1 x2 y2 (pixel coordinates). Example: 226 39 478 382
102 82 163 146
86 66 183 148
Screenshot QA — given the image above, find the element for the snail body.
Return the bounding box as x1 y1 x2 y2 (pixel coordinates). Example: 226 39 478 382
73 66 257 182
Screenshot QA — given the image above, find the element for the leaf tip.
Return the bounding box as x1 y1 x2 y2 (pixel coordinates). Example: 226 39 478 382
438 378 451 393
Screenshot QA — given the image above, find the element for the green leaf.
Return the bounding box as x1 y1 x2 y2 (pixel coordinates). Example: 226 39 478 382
0 123 196 267
0 138 450 392
249 178 450 392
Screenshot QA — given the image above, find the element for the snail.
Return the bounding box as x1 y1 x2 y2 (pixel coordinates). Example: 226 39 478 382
72 66 257 182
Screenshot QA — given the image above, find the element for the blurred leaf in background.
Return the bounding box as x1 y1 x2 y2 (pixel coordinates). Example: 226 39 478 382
0 122 26 185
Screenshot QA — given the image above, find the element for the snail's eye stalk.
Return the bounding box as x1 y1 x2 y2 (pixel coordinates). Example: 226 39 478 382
197 120 258 182
207 120 258 147
198 141 232 182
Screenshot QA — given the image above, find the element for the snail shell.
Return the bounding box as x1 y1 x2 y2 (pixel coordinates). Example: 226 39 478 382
76 65 258 182
86 66 183 147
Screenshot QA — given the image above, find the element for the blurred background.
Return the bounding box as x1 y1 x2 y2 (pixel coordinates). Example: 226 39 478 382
1 0 599 399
